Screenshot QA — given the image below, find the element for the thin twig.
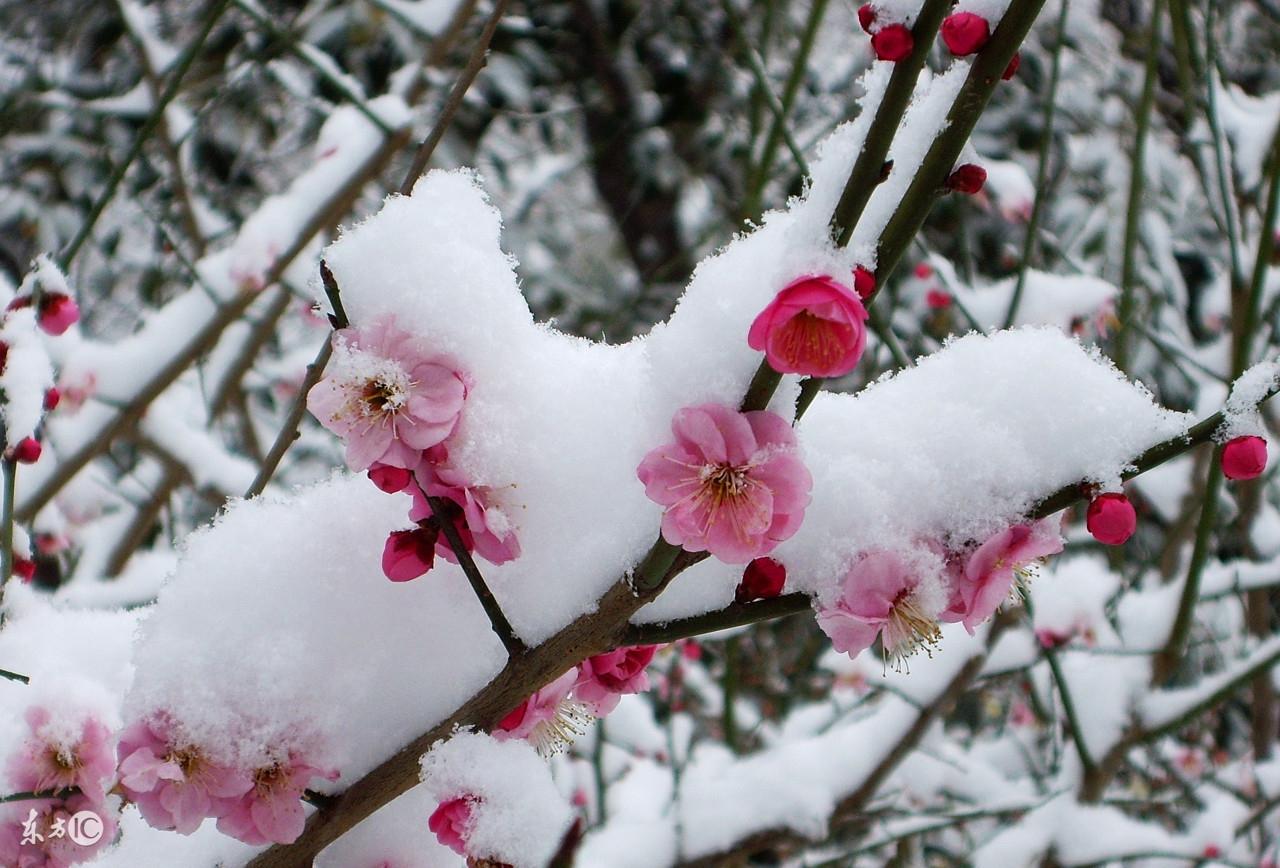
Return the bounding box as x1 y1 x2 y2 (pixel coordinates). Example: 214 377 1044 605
0 458 15 621
399 0 510 195
0 667 30 684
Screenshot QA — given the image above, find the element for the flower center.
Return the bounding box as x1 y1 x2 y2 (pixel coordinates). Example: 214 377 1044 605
881 591 941 673
700 463 750 499
530 701 593 758
253 763 286 797
360 375 408 417
776 311 844 369
48 746 79 772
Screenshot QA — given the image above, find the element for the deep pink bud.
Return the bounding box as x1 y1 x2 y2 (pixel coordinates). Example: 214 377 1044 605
428 796 476 856
926 289 953 309
1222 435 1268 480
13 556 35 582
11 437 41 464
857 3 876 32
747 274 869 378
871 24 914 61
1003 51 1022 80
1086 493 1136 546
941 12 990 55
368 463 412 493
914 262 934 280
737 557 787 602
381 527 438 581
42 387 60 411
947 163 988 194
853 266 876 301
6 296 31 313
37 293 79 336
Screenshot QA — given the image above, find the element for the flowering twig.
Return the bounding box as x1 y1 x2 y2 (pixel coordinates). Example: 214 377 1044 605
0 788 76 804
398 0 510 195
0 456 15 621
0 666 29 684
423 493 528 657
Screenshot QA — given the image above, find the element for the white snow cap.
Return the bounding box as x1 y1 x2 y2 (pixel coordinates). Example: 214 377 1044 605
419 730 574 868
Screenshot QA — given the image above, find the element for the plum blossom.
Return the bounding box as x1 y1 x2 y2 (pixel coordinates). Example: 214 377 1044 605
381 525 441 582
1086 492 1136 545
308 317 466 471
737 557 786 602
494 671 590 755
574 646 658 715
7 707 115 802
747 275 869 377
410 448 520 566
941 11 990 55
116 716 252 834
943 518 1064 633
0 794 118 868
816 550 941 669
428 795 478 856
637 404 811 564
217 753 338 845
1222 435 1267 480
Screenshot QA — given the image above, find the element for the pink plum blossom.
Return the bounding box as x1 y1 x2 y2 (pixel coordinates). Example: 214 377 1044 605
116 716 252 834
816 550 940 668
574 646 658 715
747 275 869 378
428 795 477 856
217 754 338 845
381 526 440 582
942 518 1063 633
1222 435 1268 480
1086 492 1136 545
308 317 466 471
636 404 811 564
494 670 588 755
7 707 116 802
410 448 520 566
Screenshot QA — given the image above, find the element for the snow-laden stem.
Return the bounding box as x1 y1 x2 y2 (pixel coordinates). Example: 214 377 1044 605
829 0 952 248
1112 0 1163 374
1030 608 1099 773
0 457 14 620
398 0 510 195
424 493 528 657
738 0 829 220
874 0 1050 280
1004 0 1071 329
0 667 29 684
58 0 231 270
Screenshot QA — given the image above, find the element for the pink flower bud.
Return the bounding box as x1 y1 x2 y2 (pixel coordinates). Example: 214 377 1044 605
857 3 876 32
737 557 786 602
42 387 60 411
1003 51 1022 80
747 275 869 378
926 289 953 309
1221 435 1267 480
941 11 991 55
871 24 914 62
947 163 988 195
428 796 477 856
381 527 438 582
37 293 79 335
1086 492 1136 546
367 463 413 493
853 266 876 301
914 262 934 280
13 556 35 582
11 437 41 464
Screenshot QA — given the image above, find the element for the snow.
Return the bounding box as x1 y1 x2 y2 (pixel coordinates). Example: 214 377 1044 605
0 307 54 448
418 730 573 868
958 270 1117 331
1220 358 1279 440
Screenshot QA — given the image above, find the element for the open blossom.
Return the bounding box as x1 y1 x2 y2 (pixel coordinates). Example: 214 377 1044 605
428 795 478 856
943 518 1063 632
308 317 466 471
575 646 658 715
637 404 811 564
494 671 589 755
217 753 338 845
748 275 869 378
7 707 116 802
116 716 252 834
411 448 520 566
816 550 941 668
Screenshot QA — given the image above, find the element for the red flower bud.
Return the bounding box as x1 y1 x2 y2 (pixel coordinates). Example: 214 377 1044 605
42 388 60 412
11 437 41 465
737 557 786 602
37 293 79 336
926 289 953 309
871 24 914 62
1221 435 1268 480
947 163 988 195
1086 493 1136 546
857 3 876 33
13 556 35 582
852 266 876 301
1002 51 1022 81
941 11 991 55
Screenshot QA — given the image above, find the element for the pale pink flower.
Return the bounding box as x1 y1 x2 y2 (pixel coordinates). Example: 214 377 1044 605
636 404 811 564
816 550 940 668
747 275 869 378
217 754 338 846
943 518 1063 633
410 447 520 566
0 794 118 868
116 716 252 834
574 646 658 715
7 707 116 802
308 317 466 471
428 795 477 856
494 671 588 755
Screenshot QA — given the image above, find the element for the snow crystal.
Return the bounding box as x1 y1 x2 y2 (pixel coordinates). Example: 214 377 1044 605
418 730 573 868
